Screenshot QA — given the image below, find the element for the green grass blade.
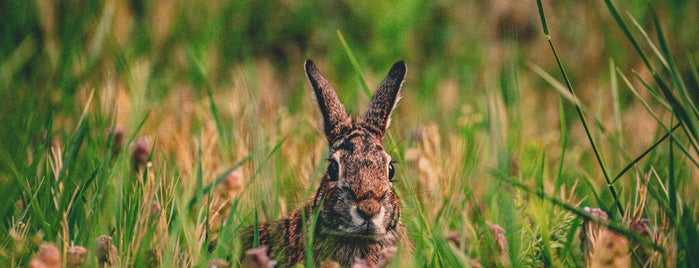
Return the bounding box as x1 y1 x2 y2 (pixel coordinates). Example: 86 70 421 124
611 123 682 184
57 118 89 182
187 153 252 209
610 60 623 146
619 70 699 169
195 137 204 211
626 13 668 70
494 173 663 252
337 30 371 99
126 111 151 146
668 117 677 216
304 198 323 268
536 0 549 35
690 54 699 91
554 98 568 196
190 48 231 152
630 70 671 110
604 0 654 70
606 0 699 153
654 73 699 152
536 1 623 216
679 204 699 267
652 12 698 118
253 208 260 248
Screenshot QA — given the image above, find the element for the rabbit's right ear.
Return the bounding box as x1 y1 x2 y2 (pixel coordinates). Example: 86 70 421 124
305 60 352 144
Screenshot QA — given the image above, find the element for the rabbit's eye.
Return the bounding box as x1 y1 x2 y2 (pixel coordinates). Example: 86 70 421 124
327 159 339 181
388 162 395 181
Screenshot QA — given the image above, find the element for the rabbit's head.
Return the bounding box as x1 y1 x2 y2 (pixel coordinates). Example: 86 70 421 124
305 60 406 242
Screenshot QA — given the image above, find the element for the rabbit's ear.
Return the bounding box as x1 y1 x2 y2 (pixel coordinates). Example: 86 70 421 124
362 61 406 138
305 60 352 144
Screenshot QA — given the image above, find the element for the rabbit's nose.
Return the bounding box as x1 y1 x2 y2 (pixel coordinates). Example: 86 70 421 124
357 199 381 220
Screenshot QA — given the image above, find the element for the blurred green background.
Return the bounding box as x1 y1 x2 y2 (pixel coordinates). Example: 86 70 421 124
1 0 698 266
1 0 696 126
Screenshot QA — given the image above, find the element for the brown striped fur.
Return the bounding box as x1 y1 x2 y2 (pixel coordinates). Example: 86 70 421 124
241 60 408 267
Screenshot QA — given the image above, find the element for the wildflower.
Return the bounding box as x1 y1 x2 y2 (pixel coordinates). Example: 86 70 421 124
244 246 276 268
96 235 119 267
131 137 152 171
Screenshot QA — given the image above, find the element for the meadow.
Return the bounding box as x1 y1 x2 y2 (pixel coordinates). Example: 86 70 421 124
1 0 698 267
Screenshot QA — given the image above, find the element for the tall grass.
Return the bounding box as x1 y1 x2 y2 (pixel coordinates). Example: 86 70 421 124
0 0 697 267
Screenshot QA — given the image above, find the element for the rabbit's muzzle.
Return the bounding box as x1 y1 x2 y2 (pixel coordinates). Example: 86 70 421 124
340 203 387 237
357 199 381 219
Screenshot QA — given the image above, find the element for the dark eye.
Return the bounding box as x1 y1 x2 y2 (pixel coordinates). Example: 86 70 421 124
388 162 395 181
327 159 339 181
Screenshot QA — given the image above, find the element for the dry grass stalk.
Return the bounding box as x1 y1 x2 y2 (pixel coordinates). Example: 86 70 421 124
580 207 630 268
626 174 657 267
48 137 63 180
208 170 244 243
405 124 443 207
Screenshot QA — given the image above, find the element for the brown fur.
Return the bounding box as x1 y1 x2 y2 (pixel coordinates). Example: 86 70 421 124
241 60 408 267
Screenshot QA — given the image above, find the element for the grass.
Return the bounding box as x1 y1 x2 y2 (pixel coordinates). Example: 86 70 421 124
1 0 697 267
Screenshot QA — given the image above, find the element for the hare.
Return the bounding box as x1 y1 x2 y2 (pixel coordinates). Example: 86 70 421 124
242 60 408 267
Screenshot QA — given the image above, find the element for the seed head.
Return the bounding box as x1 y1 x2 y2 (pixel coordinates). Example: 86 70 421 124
445 230 462 248
95 235 119 267
208 258 230 268
483 222 509 267
131 137 152 171
29 243 60 268
67 245 87 267
244 246 276 268
149 200 161 219
220 170 243 199
108 125 125 156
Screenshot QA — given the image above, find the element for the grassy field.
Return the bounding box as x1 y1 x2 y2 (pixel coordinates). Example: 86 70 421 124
1 0 698 267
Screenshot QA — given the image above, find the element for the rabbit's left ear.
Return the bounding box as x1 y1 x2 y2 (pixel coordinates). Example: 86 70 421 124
306 60 352 144
362 61 407 138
